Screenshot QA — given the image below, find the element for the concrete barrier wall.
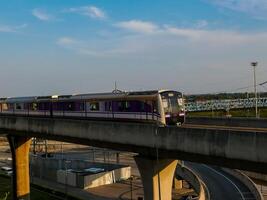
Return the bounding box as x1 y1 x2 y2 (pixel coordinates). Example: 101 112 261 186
176 164 209 200
57 170 77 187
81 166 131 189
83 171 114 189
30 156 131 188
222 168 263 200
31 155 129 170
114 166 131 181
186 116 267 128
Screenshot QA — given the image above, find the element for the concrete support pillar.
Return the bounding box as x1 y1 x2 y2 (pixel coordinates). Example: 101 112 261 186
8 135 32 200
134 156 178 200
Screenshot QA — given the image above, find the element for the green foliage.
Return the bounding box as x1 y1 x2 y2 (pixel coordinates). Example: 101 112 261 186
0 192 9 200
0 175 11 200
185 92 267 102
0 176 62 200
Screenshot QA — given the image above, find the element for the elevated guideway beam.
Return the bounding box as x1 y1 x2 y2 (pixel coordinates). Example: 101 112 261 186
1 115 267 199
1 115 267 172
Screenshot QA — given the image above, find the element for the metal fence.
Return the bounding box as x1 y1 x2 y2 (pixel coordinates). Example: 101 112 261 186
185 97 267 112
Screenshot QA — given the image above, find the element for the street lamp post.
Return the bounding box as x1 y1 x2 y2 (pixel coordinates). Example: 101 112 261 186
251 62 258 118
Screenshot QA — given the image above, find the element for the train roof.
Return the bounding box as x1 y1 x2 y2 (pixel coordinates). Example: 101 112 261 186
0 89 181 103
5 96 37 103
69 90 160 101
0 98 7 103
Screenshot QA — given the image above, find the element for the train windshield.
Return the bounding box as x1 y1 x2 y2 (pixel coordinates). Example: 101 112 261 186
160 91 183 113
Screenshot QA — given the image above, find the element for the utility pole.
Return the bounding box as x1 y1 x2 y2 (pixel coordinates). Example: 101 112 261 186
115 81 117 91
251 62 258 118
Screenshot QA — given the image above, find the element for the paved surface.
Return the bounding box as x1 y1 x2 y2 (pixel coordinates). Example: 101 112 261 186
186 162 256 200
31 176 193 200
253 180 267 199
0 140 193 200
0 139 263 200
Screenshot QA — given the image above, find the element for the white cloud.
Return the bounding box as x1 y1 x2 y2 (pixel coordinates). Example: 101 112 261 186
114 19 264 45
56 21 267 91
207 0 267 20
0 25 14 33
57 37 78 46
165 27 204 39
115 20 160 34
67 6 106 19
55 28 267 93
32 9 53 21
56 28 267 58
0 23 27 33
195 20 208 28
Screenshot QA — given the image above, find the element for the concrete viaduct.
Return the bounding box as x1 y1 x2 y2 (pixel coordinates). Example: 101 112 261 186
1 115 267 200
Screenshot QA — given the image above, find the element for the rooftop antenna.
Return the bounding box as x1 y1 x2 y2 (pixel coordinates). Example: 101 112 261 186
112 81 122 93
115 81 117 91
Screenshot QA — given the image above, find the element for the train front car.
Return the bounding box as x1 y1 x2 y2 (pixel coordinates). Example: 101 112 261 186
159 90 185 125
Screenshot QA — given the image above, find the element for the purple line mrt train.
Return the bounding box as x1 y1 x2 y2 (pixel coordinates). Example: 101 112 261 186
0 90 185 126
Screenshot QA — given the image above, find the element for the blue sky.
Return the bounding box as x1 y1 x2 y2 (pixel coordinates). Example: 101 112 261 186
0 0 267 97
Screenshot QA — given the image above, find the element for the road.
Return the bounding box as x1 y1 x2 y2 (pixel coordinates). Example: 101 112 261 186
186 162 256 200
0 139 260 200
51 150 259 199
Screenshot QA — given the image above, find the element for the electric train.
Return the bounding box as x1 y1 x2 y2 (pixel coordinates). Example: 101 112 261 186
0 90 185 125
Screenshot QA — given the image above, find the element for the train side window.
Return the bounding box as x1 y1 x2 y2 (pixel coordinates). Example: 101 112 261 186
125 101 130 111
7 103 14 110
109 102 112 111
118 101 126 111
15 103 22 110
24 103 29 110
118 102 123 111
105 102 112 111
118 101 131 112
140 101 145 112
90 102 99 111
32 103 37 111
67 103 73 111
79 102 85 111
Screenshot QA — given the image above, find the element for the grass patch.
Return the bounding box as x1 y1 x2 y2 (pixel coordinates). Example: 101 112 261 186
0 176 11 200
0 175 81 200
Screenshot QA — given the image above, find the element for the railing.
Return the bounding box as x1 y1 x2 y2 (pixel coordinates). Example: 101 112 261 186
176 163 210 200
186 97 267 112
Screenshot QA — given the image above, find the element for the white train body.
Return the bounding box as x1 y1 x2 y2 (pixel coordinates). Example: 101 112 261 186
0 90 185 126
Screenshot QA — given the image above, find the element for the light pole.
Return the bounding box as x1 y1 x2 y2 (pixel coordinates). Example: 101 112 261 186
251 62 258 118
